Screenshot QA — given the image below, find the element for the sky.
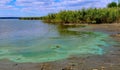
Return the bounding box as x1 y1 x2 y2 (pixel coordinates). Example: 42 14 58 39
0 0 118 17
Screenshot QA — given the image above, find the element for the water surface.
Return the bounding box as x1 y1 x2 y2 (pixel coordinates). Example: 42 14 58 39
0 19 113 63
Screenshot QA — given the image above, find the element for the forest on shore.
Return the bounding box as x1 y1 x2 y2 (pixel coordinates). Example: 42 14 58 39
20 2 120 24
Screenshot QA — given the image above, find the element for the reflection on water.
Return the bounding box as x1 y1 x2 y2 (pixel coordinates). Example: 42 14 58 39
0 19 114 63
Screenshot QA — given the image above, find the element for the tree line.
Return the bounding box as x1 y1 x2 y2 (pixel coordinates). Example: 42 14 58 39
107 2 120 8
19 17 42 20
41 2 120 24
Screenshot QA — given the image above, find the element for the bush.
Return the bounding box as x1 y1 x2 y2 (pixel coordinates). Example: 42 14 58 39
41 2 120 24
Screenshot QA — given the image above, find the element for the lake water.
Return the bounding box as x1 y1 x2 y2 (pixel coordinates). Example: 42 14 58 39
0 19 114 63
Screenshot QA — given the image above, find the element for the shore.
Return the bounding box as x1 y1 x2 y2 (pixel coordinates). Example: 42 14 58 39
0 23 120 70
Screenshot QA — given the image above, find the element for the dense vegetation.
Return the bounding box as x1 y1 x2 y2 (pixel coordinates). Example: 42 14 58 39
20 2 120 24
107 2 118 8
19 17 42 20
41 2 120 24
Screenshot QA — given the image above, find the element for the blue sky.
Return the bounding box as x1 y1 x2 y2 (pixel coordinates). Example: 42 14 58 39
0 0 118 17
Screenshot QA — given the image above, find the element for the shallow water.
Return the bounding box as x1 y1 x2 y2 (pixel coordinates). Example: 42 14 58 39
0 19 114 63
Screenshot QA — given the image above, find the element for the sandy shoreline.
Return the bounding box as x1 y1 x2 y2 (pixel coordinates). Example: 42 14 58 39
0 24 120 70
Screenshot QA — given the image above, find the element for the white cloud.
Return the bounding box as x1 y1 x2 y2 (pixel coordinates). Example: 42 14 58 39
0 5 18 10
0 0 18 10
0 0 118 16
0 0 12 4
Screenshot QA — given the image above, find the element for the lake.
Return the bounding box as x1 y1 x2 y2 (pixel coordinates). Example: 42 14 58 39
0 19 114 63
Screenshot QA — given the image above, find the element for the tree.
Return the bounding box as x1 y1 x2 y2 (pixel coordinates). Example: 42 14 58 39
118 3 120 7
41 2 119 24
107 2 117 8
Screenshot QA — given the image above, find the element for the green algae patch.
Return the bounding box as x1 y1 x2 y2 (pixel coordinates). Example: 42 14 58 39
0 31 113 63
0 20 116 63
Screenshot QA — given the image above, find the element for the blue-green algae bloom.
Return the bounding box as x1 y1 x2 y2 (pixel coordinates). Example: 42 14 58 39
0 20 115 63
0 31 112 63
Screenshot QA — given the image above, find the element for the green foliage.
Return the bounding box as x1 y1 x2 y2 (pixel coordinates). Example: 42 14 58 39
118 3 120 7
20 2 120 24
42 7 119 24
19 17 42 20
107 2 117 8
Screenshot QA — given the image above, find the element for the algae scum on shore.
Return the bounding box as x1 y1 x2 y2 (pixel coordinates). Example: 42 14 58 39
0 19 116 63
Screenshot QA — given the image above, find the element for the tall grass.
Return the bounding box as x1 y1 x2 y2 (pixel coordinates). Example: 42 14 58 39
42 8 120 24
20 2 120 24
41 2 120 24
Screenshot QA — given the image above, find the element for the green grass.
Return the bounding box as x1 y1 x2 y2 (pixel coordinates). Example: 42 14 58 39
41 8 120 24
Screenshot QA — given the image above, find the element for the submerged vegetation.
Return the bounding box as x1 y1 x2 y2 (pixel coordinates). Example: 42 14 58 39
20 2 120 24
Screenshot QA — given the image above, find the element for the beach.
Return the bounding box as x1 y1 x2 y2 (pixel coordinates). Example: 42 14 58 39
0 23 120 70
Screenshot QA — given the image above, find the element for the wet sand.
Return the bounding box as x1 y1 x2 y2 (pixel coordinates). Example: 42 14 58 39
0 23 120 70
